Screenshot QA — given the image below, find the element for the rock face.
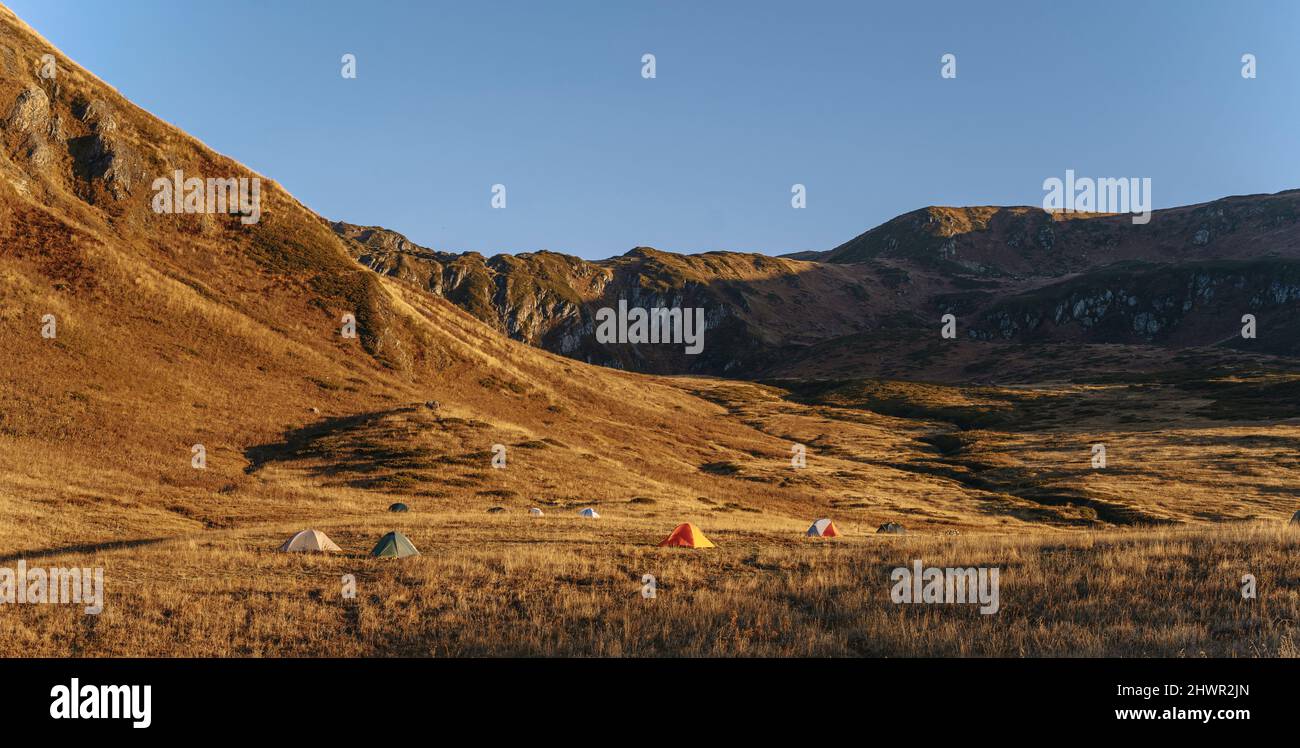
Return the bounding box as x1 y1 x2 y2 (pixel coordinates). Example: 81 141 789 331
332 222 898 375
969 260 1300 356
5 84 48 131
67 96 141 200
1 83 142 200
3 84 55 171
332 189 1300 380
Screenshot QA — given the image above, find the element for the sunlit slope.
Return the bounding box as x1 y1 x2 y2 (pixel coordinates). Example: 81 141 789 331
0 5 994 556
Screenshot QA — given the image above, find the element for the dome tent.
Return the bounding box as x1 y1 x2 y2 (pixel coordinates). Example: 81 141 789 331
528 507 544 516
370 531 420 558
278 529 342 552
806 518 841 537
578 507 600 518
388 502 409 512
658 523 714 548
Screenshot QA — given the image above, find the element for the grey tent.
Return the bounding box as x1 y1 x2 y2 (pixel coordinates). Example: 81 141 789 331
370 531 420 558
388 502 410 513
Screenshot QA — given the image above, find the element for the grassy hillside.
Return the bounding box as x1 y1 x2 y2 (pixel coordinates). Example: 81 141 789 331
2 4 1299 658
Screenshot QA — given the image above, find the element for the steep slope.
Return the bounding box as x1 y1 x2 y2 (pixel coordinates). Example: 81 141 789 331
0 5 944 555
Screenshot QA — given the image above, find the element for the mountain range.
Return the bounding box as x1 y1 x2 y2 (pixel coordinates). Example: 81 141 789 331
333 190 1300 380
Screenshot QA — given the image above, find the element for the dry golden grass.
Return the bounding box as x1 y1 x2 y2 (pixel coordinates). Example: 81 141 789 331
3 515 1297 657
2 4 1299 658
9 363 1299 657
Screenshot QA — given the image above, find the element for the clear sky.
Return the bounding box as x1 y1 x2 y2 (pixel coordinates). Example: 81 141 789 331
8 0 1298 260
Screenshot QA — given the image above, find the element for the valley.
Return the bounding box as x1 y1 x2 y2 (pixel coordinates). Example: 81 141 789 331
0 3 1297 657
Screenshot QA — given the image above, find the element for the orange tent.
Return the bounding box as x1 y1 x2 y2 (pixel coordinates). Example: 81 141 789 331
658 523 715 548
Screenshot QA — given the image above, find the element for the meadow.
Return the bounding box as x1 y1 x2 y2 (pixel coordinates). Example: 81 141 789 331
2 513 1296 657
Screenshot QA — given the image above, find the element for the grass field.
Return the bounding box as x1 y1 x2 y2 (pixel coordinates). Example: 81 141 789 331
3 514 1297 657
4 369 1300 658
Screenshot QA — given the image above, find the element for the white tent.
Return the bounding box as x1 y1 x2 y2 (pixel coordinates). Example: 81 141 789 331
529 507 544 517
578 507 600 518
278 529 342 552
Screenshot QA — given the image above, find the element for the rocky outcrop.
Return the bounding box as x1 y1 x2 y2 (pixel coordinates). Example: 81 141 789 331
332 189 1300 379
3 84 56 170
331 222 892 375
1 82 141 201
67 96 141 200
969 260 1300 354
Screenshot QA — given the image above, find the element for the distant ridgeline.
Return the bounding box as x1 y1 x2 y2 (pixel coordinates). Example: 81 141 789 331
332 190 1300 380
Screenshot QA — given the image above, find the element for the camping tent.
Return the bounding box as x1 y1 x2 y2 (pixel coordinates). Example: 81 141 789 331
578 508 600 518
388 502 409 513
370 531 420 558
1291 510 1300 525
278 529 342 552
806 518 841 537
529 507 544 516
658 523 714 548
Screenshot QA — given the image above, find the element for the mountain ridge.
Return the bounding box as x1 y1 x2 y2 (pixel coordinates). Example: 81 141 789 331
331 188 1300 379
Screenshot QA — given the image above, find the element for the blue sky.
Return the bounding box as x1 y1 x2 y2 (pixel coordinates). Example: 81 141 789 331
9 0 1298 259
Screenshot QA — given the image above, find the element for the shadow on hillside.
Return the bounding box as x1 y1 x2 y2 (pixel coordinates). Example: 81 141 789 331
242 404 499 496
0 536 171 564
243 407 423 474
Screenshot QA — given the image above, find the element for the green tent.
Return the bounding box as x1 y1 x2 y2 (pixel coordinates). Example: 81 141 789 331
370 531 420 558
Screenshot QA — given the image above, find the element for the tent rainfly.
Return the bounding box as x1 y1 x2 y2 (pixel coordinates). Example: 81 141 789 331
278 529 342 552
578 507 600 518
806 518 841 537
658 523 715 548
388 502 410 513
370 531 420 558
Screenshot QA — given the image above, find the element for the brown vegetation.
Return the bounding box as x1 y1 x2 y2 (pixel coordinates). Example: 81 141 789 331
1 4 1298 658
